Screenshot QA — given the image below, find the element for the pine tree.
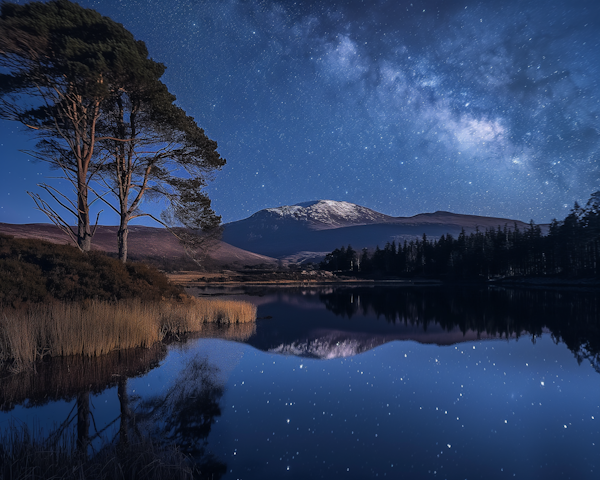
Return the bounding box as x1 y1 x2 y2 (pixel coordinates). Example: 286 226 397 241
1 0 153 250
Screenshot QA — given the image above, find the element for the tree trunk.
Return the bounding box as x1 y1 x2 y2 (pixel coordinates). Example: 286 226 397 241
77 220 92 252
76 391 90 458
77 178 92 252
118 377 131 447
118 216 129 263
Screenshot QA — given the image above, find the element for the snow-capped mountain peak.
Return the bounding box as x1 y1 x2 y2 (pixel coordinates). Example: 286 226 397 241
261 200 391 230
222 200 535 259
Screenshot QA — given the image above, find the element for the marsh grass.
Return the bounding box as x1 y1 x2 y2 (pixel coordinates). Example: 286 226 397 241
0 422 204 480
0 298 257 373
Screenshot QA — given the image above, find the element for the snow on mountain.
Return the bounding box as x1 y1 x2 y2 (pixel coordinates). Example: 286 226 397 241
255 200 392 230
222 199 537 260
268 337 374 359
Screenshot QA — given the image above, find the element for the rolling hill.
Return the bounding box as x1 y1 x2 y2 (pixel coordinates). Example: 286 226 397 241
0 223 278 269
222 200 535 262
1 200 540 267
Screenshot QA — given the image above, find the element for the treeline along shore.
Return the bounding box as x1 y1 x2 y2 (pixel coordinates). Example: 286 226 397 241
320 193 600 282
0 234 256 374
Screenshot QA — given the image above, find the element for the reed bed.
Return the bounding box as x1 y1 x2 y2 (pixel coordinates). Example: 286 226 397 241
0 297 257 373
158 298 258 336
199 321 257 342
0 422 200 480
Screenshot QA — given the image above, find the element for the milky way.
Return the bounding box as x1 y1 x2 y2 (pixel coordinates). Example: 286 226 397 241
1 0 599 225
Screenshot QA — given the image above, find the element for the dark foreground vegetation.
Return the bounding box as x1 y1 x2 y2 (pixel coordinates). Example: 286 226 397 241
321 193 600 281
0 234 256 373
0 428 210 480
0 234 182 307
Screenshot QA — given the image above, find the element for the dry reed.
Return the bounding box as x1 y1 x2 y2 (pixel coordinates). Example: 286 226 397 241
0 297 256 373
1 422 200 480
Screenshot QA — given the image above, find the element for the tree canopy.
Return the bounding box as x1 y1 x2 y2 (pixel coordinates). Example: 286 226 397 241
95 68 225 262
0 0 225 259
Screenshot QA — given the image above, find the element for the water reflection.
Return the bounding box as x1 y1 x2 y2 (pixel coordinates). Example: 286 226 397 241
0 334 234 479
1 343 167 411
133 354 227 477
232 286 600 373
1 287 599 480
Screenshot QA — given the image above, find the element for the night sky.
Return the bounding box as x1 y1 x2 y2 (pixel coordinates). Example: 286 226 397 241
1 0 599 226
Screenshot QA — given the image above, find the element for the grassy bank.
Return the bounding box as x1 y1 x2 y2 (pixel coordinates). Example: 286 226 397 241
0 297 256 374
0 233 183 306
0 234 257 374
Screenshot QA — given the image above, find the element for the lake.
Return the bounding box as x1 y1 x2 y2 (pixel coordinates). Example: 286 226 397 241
1 286 599 479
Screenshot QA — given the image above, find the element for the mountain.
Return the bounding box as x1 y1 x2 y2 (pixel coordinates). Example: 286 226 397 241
1 201 538 268
249 200 393 230
222 200 535 260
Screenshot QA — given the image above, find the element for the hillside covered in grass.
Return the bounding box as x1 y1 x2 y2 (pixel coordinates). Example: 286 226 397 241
0 234 258 373
0 233 183 307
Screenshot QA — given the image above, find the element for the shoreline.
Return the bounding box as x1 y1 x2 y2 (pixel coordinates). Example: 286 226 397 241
167 271 442 287
167 271 599 289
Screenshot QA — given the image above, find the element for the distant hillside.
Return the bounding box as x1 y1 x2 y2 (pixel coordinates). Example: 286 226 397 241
0 223 278 270
222 200 537 261
1 201 541 268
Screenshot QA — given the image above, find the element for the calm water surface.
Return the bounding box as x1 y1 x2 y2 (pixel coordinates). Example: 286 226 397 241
1 286 599 479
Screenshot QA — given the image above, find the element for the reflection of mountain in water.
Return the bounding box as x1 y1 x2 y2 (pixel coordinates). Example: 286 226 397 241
267 326 503 359
269 335 375 359
245 286 600 371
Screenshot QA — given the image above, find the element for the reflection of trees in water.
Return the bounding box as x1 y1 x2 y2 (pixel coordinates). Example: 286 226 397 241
320 287 600 372
0 322 252 412
132 354 227 478
0 345 228 478
192 322 257 342
0 344 167 412
1 415 207 479
1 344 169 465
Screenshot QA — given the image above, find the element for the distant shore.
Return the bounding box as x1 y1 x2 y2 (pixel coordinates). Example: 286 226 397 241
167 270 599 288
166 270 438 287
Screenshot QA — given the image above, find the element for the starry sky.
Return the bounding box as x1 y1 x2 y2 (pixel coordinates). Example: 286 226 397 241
1 0 599 225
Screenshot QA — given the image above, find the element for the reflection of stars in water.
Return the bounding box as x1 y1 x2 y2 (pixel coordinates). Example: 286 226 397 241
206 334 600 478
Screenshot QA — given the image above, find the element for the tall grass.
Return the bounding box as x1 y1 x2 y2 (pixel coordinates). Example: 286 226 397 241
0 298 256 373
158 298 258 337
0 422 202 480
1 343 167 412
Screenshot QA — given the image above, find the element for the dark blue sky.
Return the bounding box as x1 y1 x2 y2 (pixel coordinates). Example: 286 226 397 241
1 0 599 225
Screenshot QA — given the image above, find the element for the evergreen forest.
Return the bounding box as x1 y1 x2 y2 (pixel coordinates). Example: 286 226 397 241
319 192 600 280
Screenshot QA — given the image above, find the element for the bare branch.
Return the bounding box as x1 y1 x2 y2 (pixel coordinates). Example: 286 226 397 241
27 191 80 250
87 182 120 215
38 183 78 217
